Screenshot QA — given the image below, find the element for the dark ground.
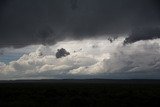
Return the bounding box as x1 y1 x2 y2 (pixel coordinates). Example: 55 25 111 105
0 79 160 107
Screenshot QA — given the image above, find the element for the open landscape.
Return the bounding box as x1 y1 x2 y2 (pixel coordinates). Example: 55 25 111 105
0 79 160 107
1 0 160 106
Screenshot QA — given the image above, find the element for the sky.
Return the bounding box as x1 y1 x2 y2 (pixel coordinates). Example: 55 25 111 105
1 0 160 80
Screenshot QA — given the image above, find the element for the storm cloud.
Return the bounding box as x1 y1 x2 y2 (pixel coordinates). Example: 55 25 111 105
1 37 160 79
1 0 160 47
124 27 160 44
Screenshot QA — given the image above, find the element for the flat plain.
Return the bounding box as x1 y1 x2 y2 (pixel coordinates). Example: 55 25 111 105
0 79 160 107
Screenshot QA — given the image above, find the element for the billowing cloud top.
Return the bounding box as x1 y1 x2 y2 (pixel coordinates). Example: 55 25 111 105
1 37 160 80
1 0 160 47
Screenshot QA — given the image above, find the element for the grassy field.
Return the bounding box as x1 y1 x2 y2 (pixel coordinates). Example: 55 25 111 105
0 79 160 107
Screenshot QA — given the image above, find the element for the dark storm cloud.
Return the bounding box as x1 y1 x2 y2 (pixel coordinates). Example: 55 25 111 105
0 0 160 48
70 0 78 10
56 48 70 58
124 27 160 44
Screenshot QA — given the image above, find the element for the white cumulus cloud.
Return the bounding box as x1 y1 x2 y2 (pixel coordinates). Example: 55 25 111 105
1 37 160 79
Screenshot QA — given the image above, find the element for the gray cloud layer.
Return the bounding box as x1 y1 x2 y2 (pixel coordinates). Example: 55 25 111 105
0 0 160 47
124 27 160 44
